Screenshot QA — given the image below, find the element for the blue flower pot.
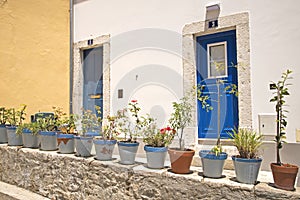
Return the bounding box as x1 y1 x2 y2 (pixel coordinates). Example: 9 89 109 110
117 141 139 165
232 156 262 184
0 124 8 143
199 150 228 178
22 129 39 148
57 133 75 154
93 139 117 160
144 146 168 169
74 135 93 157
39 131 57 151
7 126 23 146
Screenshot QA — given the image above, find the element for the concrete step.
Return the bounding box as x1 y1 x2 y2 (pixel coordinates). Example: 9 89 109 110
0 181 50 200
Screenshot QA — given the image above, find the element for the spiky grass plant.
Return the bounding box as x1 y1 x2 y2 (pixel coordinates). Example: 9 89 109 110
230 128 263 159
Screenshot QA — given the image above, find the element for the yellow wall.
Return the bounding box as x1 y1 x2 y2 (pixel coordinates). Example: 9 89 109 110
0 0 70 119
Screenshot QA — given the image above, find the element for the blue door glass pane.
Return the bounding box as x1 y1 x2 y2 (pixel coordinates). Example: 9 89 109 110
196 30 238 139
83 47 103 118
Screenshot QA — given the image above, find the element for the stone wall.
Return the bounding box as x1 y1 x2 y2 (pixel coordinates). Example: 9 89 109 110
0 145 299 200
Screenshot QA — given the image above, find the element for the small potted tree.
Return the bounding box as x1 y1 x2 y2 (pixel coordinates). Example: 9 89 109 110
197 79 233 178
116 100 143 165
57 111 78 154
230 128 263 184
270 69 298 191
75 107 100 157
0 107 8 143
168 95 195 174
143 122 176 169
93 114 118 161
6 104 27 146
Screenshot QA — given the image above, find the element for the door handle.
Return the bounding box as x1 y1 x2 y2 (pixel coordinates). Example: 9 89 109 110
89 94 101 99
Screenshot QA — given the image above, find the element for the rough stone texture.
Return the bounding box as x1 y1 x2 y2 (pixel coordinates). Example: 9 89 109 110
0 145 299 200
182 12 253 147
73 35 111 118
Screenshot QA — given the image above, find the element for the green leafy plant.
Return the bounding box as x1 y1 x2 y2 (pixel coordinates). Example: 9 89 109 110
229 128 263 159
37 107 66 132
115 100 144 142
16 121 40 135
100 115 119 140
0 107 8 125
143 126 176 147
116 100 157 143
80 106 102 136
6 104 27 127
169 95 192 150
59 114 78 134
270 69 292 165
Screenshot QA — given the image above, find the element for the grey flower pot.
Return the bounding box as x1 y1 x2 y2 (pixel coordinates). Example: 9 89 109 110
232 156 262 184
7 126 23 146
199 150 228 178
75 136 93 157
0 125 8 143
94 139 117 160
39 131 57 151
118 141 139 165
22 129 39 148
57 134 75 154
144 146 167 169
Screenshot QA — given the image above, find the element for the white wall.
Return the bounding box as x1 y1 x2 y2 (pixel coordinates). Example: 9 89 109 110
74 0 300 142
249 1 300 142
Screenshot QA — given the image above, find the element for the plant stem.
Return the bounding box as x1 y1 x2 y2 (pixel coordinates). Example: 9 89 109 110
180 128 184 150
217 79 221 146
276 83 281 165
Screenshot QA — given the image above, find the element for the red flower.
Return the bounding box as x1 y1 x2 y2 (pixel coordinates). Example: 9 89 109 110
166 126 171 131
160 128 166 134
131 100 137 103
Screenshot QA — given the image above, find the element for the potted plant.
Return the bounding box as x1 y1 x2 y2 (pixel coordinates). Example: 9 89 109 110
0 107 8 143
93 115 118 161
168 95 195 174
17 122 39 148
229 128 263 184
57 111 78 154
75 107 100 157
37 107 65 151
143 122 176 169
197 78 238 178
116 100 142 165
6 104 27 146
269 69 298 191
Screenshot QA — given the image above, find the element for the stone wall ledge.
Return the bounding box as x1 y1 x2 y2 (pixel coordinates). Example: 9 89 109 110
0 145 299 200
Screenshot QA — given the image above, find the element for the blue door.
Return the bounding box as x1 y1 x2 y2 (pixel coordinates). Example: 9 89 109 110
83 47 103 118
196 30 238 138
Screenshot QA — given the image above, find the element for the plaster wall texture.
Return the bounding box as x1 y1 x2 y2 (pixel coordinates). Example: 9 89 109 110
0 145 300 200
0 0 70 115
74 0 300 143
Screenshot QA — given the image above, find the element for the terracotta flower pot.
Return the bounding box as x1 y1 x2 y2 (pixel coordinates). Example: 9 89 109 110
270 163 299 191
168 148 195 174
